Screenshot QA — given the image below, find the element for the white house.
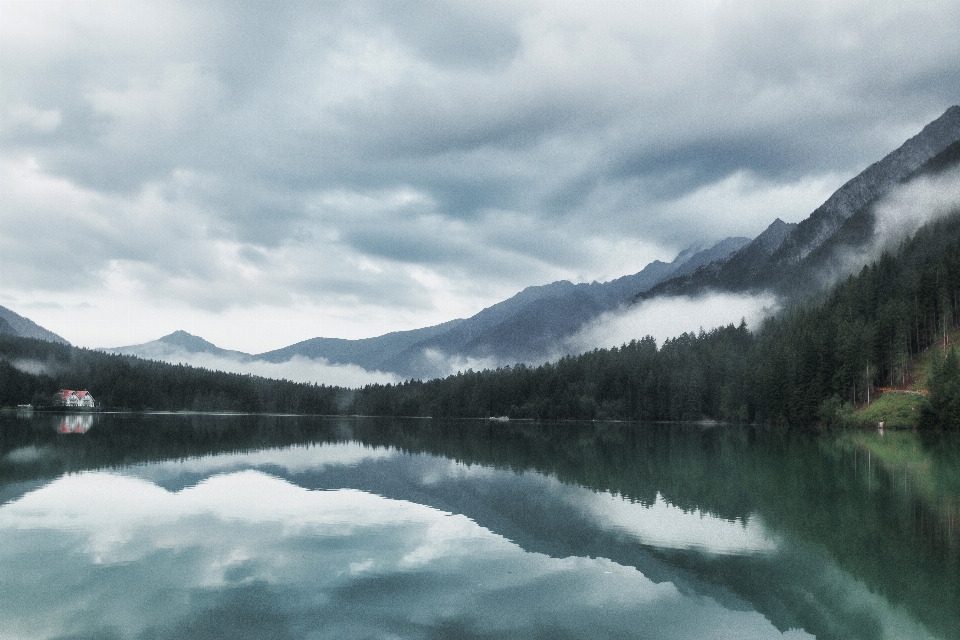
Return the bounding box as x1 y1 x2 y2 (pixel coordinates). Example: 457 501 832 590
57 389 95 408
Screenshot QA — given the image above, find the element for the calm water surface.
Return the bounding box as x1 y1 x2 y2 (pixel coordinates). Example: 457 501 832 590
1 413 958 639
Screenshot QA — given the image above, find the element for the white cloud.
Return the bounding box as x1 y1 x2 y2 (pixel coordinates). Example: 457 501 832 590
566 292 780 354
420 348 502 378
654 171 846 242
117 348 399 387
579 491 778 555
4 104 62 134
1 0 958 352
871 164 960 252
824 164 960 287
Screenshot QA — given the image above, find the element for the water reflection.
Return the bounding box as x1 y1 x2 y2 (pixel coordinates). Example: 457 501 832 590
1 465 807 640
55 413 94 434
577 491 778 555
0 414 957 639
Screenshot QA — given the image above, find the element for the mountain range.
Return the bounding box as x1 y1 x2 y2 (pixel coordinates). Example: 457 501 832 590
101 235 751 380
8 105 960 384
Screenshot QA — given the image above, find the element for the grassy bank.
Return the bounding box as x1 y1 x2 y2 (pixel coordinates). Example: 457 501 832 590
848 326 960 429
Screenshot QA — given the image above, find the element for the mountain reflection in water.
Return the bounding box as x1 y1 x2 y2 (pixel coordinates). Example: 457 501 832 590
1 413 957 640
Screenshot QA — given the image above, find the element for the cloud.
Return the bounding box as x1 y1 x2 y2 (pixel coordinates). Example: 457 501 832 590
566 292 781 354
9 359 54 377
0 464 807 640
419 348 502 378
822 163 960 286
871 163 960 252
6 104 62 134
2 0 959 349
407 292 781 379
134 349 400 388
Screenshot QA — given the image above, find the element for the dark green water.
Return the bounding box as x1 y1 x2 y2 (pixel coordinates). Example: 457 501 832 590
1 413 958 639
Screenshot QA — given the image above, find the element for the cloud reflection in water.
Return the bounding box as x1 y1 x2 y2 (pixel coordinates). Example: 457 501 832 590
0 450 811 640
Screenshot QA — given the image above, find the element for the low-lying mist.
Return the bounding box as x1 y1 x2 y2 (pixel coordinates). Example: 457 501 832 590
828 163 960 284
420 349 501 378
10 359 55 377
124 350 400 388
872 163 960 253
418 291 781 380
564 292 781 354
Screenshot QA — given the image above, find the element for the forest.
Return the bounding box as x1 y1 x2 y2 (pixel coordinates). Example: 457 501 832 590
2 211 960 428
0 337 345 415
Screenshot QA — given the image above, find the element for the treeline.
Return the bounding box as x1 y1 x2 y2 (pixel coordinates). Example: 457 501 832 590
349 212 960 427
0 337 346 414
349 326 751 422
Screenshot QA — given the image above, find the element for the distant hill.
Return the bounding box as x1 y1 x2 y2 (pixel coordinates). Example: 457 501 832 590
0 305 69 344
255 237 747 379
0 332 343 413
102 330 252 362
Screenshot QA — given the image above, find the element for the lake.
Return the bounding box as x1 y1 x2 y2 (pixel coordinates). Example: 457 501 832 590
1 413 958 640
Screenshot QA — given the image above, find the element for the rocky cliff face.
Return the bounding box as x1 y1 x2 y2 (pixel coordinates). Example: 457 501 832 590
642 105 960 300
771 106 960 266
716 218 798 285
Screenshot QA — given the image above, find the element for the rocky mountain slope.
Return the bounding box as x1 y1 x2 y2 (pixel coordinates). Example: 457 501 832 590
644 105 960 301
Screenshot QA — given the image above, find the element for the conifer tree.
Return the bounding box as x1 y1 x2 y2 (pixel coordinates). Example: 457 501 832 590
925 346 960 428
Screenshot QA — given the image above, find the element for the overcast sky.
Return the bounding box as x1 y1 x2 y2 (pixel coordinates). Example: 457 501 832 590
2 0 959 352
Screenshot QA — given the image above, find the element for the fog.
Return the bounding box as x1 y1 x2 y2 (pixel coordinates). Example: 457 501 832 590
871 164 960 253
119 350 399 388
10 359 54 377
565 292 781 354
829 163 960 283
420 348 501 378
410 291 780 381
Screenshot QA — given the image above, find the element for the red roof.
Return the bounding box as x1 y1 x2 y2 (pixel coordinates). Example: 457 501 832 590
58 390 92 400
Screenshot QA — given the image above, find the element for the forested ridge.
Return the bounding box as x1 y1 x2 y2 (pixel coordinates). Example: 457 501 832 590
2 211 960 427
0 338 345 414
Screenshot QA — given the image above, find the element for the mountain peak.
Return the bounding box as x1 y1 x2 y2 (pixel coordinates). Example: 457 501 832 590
158 330 221 352
752 218 797 255
103 330 252 362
